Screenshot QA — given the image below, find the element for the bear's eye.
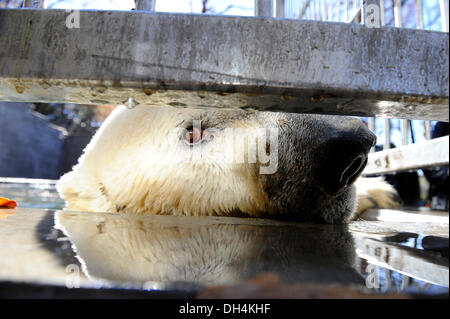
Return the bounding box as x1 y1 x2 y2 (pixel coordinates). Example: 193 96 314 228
184 126 205 145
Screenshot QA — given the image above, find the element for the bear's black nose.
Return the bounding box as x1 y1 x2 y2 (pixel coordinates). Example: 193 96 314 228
316 118 376 194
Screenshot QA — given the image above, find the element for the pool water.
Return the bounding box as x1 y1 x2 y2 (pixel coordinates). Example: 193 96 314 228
0 180 448 298
0 179 65 210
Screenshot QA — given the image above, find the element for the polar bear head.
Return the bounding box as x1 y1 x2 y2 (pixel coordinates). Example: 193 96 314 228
57 106 375 223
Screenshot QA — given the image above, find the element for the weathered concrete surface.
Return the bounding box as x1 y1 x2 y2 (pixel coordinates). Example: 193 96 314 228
0 9 448 120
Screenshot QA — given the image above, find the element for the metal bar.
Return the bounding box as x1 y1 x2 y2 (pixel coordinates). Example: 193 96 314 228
364 135 449 175
0 9 448 120
393 0 402 28
424 121 431 140
440 0 449 32
321 0 327 21
384 119 391 150
415 0 424 29
255 0 274 17
134 0 156 12
379 0 384 26
401 119 409 145
345 0 349 22
336 0 341 22
368 117 375 152
313 0 317 20
327 0 332 21
384 268 392 291
275 0 285 18
368 118 375 131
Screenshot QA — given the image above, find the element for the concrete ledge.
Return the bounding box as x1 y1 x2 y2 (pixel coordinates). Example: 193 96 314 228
364 136 449 175
0 9 448 120
360 208 450 224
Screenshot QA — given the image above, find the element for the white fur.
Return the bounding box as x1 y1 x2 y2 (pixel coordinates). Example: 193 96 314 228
354 177 401 217
57 106 274 217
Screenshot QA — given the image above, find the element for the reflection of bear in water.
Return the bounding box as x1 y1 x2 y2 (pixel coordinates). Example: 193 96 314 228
57 106 400 223
55 212 363 286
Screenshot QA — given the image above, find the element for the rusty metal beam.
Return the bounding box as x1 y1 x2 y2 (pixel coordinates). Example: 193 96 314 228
364 135 449 175
0 9 448 120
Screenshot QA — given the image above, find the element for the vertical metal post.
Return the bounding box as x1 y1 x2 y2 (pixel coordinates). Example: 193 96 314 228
276 0 285 18
328 0 333 21
316 0 320 20
312 0 317 20
336 0 341 22
368 118 375 132
255 0 274 17
384 119 391 150
393 0 402 27
415 0 424 29
424 121 432 140
384 268 392 291
379 0 385 26
401 119 409 145
345 0 349 22
353 0 358 13
401 275 410 290
321 0 327 21
22 0 45 8
440 0 449 32
134 0 156 11
307 0 313 19
368 118 375 152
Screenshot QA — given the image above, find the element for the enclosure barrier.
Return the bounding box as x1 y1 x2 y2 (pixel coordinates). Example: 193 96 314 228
0 8 448 120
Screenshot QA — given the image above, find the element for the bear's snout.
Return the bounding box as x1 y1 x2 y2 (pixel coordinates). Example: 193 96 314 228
314 117 376 194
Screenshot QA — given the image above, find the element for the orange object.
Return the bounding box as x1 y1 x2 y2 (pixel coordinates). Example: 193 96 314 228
0 197 17 208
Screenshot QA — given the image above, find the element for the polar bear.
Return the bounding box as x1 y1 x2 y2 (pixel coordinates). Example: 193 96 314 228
57 105 400 224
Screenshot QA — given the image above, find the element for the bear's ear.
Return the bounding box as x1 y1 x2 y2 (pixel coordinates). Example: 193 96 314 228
56 167 103 212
